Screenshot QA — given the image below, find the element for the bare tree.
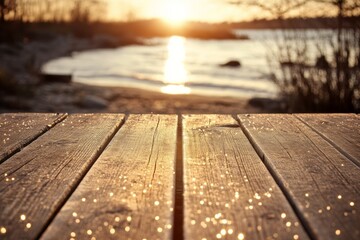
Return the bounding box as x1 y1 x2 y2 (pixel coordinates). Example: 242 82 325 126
0 0 6 22
228 0 309 19
0 0 16 22
126 7 138 22
70 0 107 23
312 0 360 40
1 0 107 23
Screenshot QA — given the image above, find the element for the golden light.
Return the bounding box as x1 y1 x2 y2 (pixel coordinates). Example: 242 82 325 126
161 36 191 95
160 0 189 26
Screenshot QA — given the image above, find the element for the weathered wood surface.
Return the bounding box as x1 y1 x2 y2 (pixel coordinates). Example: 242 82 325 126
238 114 360 240
0 114 124 240
183 115 309 240
297 114 360 167
41 115 178 240
0 113 359 240
0 113 67 163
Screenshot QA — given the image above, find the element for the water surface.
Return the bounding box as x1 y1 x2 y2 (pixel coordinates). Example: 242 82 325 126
43 30 336 99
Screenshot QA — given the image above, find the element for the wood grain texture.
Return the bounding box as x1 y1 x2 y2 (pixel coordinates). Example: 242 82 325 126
41 115 178 240
238 114 360 240
0 114 124 240
297 114 360 167
0 113 67 163
183 115 309 240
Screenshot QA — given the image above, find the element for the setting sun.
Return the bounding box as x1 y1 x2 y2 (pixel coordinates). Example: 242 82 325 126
160 0 189 25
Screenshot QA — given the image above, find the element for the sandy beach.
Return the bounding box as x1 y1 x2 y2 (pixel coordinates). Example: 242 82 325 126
1 81 279 114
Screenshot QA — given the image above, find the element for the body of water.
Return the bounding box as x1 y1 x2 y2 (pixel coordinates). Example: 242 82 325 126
42 30 335 99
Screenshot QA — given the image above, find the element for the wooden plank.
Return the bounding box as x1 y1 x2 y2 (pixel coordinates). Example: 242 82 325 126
0 114 124 240
297 114 360 167
183 115 309 240
41 115 177 240
238 114 360 240
0 113 67 163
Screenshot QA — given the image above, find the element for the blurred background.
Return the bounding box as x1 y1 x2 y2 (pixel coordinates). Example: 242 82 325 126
0 0 359 113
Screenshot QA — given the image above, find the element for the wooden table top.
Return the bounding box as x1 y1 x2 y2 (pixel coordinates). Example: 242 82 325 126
0 113 359 240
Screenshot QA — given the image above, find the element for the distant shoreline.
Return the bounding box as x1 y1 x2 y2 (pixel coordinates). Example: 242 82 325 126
224 16 360 29
0 20 241 43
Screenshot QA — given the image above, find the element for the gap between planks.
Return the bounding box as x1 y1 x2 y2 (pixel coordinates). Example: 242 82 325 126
182 115 309 240
37 114 128 239
1 114 127 240
41 114 178 240
236 114 360 240
0 113 68 164
232 115 317 240
173 114 184 240
295 114 360 168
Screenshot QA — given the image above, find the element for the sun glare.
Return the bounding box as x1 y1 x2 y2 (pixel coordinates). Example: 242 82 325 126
161 36 191 95
160 0 189 26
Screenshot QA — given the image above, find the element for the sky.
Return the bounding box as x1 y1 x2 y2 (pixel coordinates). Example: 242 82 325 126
106 0 337 23
107 0 269 22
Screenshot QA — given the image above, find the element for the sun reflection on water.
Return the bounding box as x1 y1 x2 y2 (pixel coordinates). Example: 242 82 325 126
161 36 191 95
